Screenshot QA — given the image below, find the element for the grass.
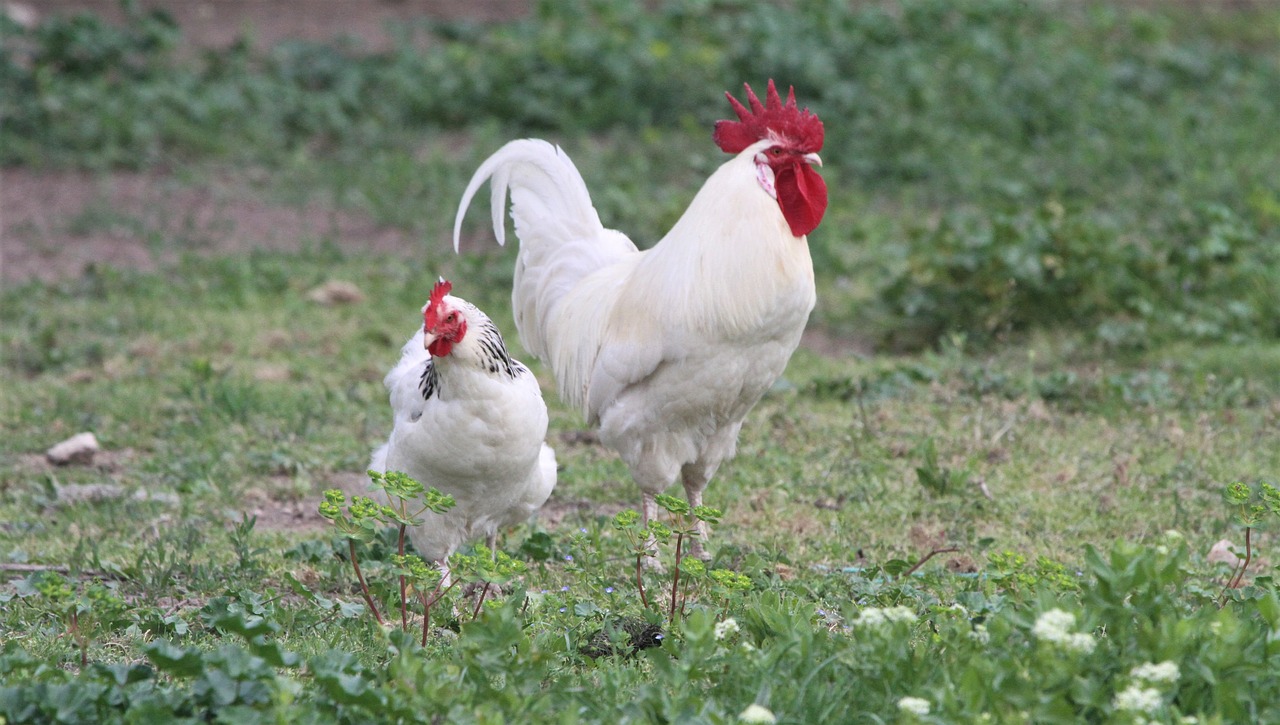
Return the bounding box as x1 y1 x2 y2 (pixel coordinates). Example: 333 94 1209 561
3 0 1280 721
2 251 1278 721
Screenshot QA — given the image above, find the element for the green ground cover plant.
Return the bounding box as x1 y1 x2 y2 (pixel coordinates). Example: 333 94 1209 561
3 0 1280 722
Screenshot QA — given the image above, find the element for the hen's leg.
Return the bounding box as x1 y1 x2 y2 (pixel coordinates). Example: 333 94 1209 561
681 466 713 561
437 560 452 590
640 490 665 571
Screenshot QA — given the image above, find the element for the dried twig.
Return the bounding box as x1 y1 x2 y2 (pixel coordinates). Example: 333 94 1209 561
901 546 961 579
0 563 123 580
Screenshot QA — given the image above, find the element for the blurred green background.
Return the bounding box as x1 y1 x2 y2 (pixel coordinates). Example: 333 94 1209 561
5 0 1278 353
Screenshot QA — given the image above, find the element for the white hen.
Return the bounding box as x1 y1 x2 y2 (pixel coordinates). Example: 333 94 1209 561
452 81 827 558
369 279 556 570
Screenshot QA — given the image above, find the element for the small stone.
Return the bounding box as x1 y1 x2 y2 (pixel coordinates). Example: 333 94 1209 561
46 432 100 466
306 280 365 306
1207 539 1243 567
4 3 38 29
55 483 124 506
254 364 292 382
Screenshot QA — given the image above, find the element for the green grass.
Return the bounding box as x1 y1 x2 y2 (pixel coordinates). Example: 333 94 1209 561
2 250 1278 722
3 0 1280 722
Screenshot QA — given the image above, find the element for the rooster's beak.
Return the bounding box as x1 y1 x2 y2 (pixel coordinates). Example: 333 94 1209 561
803 153 822 167
423 330 438 350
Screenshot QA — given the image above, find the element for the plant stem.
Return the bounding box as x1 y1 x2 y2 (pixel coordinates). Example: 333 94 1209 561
70 609 87 669
471 581 492 620
1218 526 1254 606
418 575 461 646
669 532 684 625
1231 527 1254 589
397 524 409 631
348 539 384 626
635 553 650 609
901 546 961 579
680 565 692 617
419 590 431 647
419 576 460 650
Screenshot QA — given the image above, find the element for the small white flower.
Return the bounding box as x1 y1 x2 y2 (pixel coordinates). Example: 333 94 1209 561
1178 716 1199 724
968 623 990 644
853 607 887 627
897 696 931 716
1114 684 1163 713
715 618 740 640
853 606 917 629
1032 609 1094 653
1065 632 1096 654
885 606 918 623
738 703 776 724
1130 660 1179 686
1032 609 1076 640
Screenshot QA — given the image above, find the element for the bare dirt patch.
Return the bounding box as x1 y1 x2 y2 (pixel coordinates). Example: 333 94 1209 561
536 497 628 528
246 471 378 533
246 495 332 534
30 0 529 51
1 167 422 284
15 448 140 479
3 0 527 287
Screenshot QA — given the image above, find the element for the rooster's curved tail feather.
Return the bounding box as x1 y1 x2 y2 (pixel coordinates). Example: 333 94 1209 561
452 140 638 386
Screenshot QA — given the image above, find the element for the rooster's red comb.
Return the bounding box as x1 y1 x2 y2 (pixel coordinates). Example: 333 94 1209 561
424 278 452 328
713 80 823 155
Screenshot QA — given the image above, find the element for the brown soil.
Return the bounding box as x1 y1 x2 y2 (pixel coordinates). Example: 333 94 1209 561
1 167 423 284
31 1 529 51
2 1 528 287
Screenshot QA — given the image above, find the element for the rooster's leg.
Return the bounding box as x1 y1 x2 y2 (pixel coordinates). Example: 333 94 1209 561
681 469 713 561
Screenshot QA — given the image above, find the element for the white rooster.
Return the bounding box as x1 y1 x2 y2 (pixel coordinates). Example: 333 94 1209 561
369 279 557 573
452 81 827 558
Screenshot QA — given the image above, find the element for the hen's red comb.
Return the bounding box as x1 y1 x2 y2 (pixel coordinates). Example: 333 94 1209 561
713 80 824 155
424 278 452 328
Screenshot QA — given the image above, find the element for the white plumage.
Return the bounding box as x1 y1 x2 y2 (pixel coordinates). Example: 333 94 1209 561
369 282 556 566
451 82 828 558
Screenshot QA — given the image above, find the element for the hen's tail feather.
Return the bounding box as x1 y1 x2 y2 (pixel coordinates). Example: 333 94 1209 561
453 139 638 364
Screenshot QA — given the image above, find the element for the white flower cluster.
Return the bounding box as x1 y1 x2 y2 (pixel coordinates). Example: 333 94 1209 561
1112 660 1180 718
1031 608 1095 654
897 696 931 716
738 704 776 724
1113 684 1163 714
1130 660 1180 686
968 623 990 644
715 618 741 641
852 606 918 629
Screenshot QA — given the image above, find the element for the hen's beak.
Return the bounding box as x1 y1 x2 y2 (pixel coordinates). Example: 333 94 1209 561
803 152 822 167
422 330 438 350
